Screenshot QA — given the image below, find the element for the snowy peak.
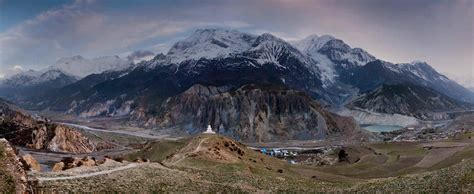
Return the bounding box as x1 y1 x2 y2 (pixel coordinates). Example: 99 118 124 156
167 28 257 63
394 61 450 82
293 34 376 67
246 32 311 68
250 33 297 52
251 33 285 46
318 39 376 66
0 68 77 88
51 55 131 77
292 34 335 53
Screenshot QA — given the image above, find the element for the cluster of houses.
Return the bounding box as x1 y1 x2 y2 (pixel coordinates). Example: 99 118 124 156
259 148 298 158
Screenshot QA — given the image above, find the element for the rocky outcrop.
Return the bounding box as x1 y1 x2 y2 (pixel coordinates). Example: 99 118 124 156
52 156 126 172
0 138 28 193
47 125 96 153
0 98 108 153
7 123 98 153
21 154 41 172
139 84 372 142
52 162 65 172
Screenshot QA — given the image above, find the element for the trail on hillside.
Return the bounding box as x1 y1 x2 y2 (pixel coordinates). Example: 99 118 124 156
36 163 142 181
59 122 166 139
169 137 209 165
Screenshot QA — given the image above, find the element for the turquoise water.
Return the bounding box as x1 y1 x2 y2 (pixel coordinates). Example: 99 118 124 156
362 125 403 132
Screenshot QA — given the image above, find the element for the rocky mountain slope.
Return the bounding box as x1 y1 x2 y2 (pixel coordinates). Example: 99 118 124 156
346 60 474 103
347 84 470 120
138 84 372 142
0 98 108 153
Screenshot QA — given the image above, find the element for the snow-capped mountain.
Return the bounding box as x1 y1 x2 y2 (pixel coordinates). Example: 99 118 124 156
0 68 78 105
0 69 77 88
291 34 376 85
347 60 474 103
2 28 472 122
23 29 334 114
293 34 376 67
245 33 314 68
167 29 257 63
0 55 132 90
293 34 336 52
51 55 132 77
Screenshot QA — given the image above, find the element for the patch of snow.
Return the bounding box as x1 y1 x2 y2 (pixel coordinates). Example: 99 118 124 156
309 52 337 86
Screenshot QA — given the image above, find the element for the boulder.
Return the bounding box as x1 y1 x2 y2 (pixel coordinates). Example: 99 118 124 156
21 154 41 172
100 158 121 167
133 157 150 163
79 156 96 167
30 126 49 150
61 157 81 169
52 162 65 172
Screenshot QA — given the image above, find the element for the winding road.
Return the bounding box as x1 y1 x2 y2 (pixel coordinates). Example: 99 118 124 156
59 122 165 139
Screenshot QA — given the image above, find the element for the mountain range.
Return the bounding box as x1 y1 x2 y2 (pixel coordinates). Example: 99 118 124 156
0 28 472 141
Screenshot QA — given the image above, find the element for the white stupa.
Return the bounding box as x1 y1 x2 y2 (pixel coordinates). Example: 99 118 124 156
203 124 216 134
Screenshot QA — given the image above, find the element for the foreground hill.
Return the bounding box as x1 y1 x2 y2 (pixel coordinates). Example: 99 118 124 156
0 139 28 192
348 84 471 120
30 133 474 192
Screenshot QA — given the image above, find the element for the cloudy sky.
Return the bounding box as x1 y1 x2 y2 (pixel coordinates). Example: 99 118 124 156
0 0 473 86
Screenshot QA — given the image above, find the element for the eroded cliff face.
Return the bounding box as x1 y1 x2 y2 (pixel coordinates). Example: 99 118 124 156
0 99 105 153
30 124 98 153
135 84 371 142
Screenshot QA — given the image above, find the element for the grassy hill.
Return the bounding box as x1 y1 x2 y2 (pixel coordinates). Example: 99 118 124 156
32 133 474 192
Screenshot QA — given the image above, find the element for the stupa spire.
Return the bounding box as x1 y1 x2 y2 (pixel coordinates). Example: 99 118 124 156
203 124 215 134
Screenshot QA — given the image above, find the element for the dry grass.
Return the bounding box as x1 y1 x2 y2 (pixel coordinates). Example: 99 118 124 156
31 134 474 192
